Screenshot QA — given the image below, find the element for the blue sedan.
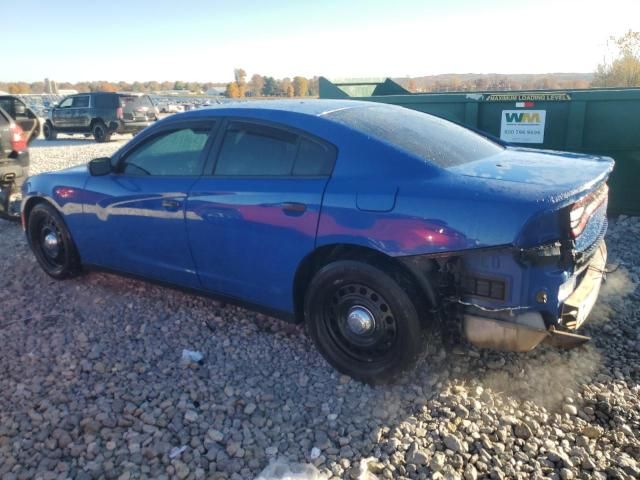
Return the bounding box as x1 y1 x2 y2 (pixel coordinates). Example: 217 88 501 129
21 100 613 383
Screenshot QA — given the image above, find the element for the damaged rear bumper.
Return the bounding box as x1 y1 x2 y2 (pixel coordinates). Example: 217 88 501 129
463 242 607 352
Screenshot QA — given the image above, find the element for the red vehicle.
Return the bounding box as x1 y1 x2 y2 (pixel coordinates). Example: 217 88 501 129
0 106 29 218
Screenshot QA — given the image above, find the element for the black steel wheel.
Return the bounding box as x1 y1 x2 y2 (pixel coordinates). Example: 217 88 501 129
92 122 111 143
305 260 424 383
27 202 81 279
43 122 57 140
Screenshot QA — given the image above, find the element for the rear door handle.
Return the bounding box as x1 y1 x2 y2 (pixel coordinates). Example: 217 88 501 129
161 199 181 211
281 202 307 215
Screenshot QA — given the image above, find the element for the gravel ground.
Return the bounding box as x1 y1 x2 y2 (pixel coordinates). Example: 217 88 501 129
0 140 639 480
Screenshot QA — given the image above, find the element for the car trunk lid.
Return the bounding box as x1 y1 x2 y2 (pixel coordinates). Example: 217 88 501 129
449 148 614 252
448 147 614 193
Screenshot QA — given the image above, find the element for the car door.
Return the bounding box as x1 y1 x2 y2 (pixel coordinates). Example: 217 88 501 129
77 121 217 288
70 94 91 130
52 97 73 129
185 119 336 313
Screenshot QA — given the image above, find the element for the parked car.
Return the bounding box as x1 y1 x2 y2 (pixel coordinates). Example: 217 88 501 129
0 95 40 143
21 100 612 383
0 106 29 218
158 103 184 114
43 92 157 143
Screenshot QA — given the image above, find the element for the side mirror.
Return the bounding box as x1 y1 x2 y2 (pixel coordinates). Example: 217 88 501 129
88 157 112 176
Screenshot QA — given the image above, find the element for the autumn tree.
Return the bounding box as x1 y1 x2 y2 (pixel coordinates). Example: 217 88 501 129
225 82 241 98
593 30 640 87
232 68 247 96
293 76 308 96
307 77 319 97
8 83 30 94
279 78 293 97
248 74 265 97
95 81 117 92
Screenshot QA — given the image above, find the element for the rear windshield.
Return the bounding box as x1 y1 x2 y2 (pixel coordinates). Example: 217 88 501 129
326 105 503 167
120 95 154 112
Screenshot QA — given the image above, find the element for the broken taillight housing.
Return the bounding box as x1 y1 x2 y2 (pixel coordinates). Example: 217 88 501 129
569 184 608 238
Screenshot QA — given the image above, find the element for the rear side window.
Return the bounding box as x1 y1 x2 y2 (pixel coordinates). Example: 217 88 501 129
94 94 119 108
0 109 9 126
214 122 335 176
121 127 212 176
294 138 335 176
72 96 90 108
215 123 298 176
0 98 14 117
327 105 503 167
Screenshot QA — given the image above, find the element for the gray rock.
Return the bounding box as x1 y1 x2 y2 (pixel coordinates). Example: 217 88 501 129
514 423 532 440
406 443 429 466
443 433 465 453
431 451 446 472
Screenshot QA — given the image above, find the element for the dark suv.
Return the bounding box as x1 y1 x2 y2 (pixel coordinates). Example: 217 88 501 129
43 92 157 142
0 106 29 218
0 95 40 143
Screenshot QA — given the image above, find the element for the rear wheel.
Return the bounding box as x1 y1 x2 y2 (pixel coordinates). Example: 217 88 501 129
305 260 424 383
43 122 57 140
27 203 81 279
92 121 111 143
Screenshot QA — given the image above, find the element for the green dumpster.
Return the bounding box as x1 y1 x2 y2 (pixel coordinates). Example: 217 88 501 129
319 77 640 215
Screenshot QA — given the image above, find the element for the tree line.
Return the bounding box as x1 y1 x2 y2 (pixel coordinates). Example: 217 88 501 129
224 69 318 98
0 74 320 97
0 80 228 95
2 31 637 96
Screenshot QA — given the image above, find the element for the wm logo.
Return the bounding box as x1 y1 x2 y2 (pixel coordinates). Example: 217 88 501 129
505 112 541 123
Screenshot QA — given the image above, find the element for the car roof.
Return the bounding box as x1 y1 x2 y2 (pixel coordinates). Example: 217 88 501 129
175 99 375 120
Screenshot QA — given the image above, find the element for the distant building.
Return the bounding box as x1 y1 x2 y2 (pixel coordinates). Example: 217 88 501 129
57 89 78 96
206 87 226 96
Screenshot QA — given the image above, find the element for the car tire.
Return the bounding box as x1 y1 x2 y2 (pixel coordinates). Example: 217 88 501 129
92 122 111 143
43 122 57 140
305 260 425 384
27 202 82 280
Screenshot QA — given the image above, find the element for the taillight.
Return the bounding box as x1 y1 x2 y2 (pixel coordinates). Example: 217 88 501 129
569 184 608 238
116 107 124 119
10 124 27 152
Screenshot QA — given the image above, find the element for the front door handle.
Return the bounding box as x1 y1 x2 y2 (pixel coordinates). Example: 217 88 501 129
281 202 307 216
161 199 181 211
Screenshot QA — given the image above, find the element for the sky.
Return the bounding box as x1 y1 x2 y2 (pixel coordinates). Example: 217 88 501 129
4 0 639 83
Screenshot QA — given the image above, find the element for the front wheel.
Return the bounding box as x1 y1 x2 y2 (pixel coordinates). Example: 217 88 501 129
305 260 425 384
92 122 111 143
27 203 81 279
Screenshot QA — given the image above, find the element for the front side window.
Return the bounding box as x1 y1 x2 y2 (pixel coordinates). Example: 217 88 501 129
121 127 211 176
58 97 73 108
